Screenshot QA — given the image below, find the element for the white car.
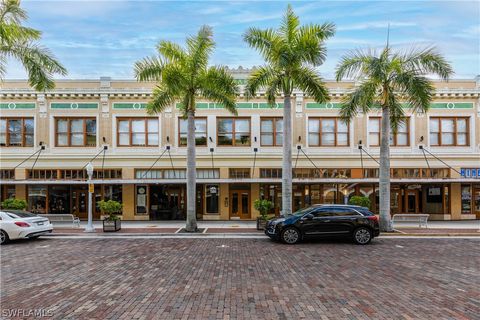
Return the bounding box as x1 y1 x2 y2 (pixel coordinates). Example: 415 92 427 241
0 210 53 244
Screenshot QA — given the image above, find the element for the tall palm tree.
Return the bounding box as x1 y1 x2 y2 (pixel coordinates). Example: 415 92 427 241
244 4 335 216
335 45 453 232
134 25 237 232
0 0 67 90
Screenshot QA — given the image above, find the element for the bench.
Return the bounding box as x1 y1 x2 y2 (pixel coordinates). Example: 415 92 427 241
392 214 429 228
37 214 80 227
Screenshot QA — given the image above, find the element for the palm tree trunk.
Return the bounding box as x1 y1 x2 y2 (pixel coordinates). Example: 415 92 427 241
379 106 393 232
282 95 292 216
185 110 198 232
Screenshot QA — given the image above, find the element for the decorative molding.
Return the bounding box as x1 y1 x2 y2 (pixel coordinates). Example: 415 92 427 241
112 102 147 109
175 102 284 109
0 102 36 110
50 102 98 109
100 94 109 113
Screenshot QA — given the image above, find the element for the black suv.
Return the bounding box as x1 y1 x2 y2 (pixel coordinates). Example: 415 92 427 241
265 204 380 245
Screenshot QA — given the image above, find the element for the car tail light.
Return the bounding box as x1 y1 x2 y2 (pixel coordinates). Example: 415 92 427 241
367 216 379 223
14 221 30 227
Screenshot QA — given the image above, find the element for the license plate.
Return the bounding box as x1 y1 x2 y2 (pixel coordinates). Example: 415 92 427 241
37 222 44 225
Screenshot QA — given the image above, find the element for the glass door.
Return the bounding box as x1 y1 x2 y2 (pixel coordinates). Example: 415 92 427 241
72 187 88 219
474 186 480 219
404 190 419 213
229 189 251 219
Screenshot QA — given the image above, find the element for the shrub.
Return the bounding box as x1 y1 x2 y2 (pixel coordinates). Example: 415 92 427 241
254 199 274 221
98 200 122 221
1 198 27 210
348 196 371 209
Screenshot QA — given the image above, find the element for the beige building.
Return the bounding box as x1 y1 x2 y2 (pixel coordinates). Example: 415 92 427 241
1 70 479 221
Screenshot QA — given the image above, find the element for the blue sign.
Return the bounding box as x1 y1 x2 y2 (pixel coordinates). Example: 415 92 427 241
461 168 480 178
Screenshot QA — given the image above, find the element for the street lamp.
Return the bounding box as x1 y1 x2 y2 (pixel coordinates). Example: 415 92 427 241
84 162 95 233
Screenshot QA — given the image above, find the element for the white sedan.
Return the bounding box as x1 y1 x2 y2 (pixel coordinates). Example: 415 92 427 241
0 210 53 244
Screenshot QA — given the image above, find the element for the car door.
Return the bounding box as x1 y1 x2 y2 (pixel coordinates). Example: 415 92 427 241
329 207 360 234
300 207 335 236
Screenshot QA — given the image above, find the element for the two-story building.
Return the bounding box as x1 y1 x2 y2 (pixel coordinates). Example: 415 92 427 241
1 69 479 221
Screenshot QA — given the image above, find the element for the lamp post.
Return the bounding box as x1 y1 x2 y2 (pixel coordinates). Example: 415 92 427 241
84 162 95 233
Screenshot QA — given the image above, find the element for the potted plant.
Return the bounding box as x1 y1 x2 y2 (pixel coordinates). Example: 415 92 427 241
1 198 27 211
254 199 274 230
98 200 122 232
348 195 371 209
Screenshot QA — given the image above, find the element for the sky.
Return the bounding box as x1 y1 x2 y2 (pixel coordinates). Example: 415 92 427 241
5 0 480 80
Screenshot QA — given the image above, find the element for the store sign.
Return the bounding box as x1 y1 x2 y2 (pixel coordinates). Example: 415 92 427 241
209 186 217 194
428 188 441 196
461 168 480 178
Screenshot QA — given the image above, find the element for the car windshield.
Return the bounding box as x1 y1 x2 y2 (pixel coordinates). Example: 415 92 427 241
291 207 317 217
5 211 38 218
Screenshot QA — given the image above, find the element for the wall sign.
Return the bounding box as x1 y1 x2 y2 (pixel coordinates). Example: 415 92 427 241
461 168 480 178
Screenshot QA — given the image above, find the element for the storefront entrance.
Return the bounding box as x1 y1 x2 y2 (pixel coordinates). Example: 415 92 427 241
148 185 185 220
474 186 480 219
229 187 251 219
404 190 420 213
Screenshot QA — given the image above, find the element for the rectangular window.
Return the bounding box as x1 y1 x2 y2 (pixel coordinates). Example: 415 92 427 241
260 117 283 146
0 117 34 147
369 117 410 146
179 118 207 146
196 169 220 179
461 184 472 214
308 118 349 146
55 117 96 147
117 118 159 146
229 168 251 179
0 170 15 180
206 185 219 214
217 118 251 146
429 117 469 146
260 168 282 178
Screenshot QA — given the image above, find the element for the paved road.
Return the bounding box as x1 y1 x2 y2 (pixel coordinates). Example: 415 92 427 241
1 238 479 320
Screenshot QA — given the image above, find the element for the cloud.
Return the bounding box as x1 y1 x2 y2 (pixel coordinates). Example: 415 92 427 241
338 21 417 31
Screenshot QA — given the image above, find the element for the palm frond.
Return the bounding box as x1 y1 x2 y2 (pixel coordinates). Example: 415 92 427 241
134 56 164 81
386 93 405 133
243 27 281 63
187 25 214 74
147 84 178 115
156 40 187 63
0 0 28 24
393 71 434 114
339 80 378 123
244 65 279 99
264 77 282 107
279 4 299 44
335 49 374 81
400 46 453 80
291 65 329 103
294 22 335 66
4 42 67 91
198 66 237 115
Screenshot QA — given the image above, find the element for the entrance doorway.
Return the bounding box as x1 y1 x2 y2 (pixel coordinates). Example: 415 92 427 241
474 186 480 219
149 185 185 220
404 190 420 213
72 187 89 219
229 188 251 219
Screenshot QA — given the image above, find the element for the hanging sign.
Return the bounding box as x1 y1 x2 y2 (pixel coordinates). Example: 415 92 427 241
88 184 94 193
461 168 480 178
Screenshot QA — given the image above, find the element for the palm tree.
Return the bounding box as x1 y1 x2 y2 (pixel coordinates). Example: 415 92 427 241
335 45 453 232
134 25 237 232
0 0 67 90
244 5 335 216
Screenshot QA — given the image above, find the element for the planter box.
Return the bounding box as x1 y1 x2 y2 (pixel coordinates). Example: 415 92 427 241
256 218 268 230
103 220 121 232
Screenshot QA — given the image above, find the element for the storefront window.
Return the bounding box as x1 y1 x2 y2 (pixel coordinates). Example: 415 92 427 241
28 185 47 213
48 186 70 214
206 185 219 214
136 185 148 215
461 185 472 214
424 186 443 214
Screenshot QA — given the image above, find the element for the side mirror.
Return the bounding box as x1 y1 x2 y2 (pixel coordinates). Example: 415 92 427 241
302 213 314 220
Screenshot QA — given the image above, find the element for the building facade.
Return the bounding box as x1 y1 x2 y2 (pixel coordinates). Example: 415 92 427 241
1 69 479 221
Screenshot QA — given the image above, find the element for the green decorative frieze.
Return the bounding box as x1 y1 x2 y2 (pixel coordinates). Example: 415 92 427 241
51 102 98 109
112 103 147 109
306 102 342 109
0 102 36 110
176 102 284 109
429 102 473 109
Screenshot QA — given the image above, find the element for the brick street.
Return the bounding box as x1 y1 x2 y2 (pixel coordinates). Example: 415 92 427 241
1 238 479 320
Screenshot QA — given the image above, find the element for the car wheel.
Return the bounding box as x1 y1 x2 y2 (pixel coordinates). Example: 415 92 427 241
353 227 372 245
281 227 301 244
0 230 9 245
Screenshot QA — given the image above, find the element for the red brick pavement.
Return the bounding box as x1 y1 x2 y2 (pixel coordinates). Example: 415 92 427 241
1 238 479 319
